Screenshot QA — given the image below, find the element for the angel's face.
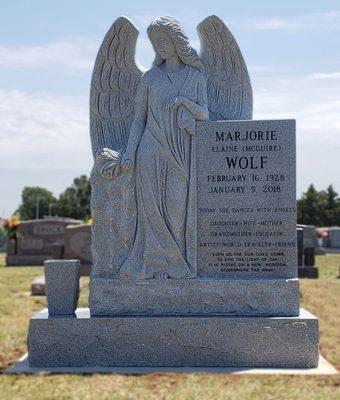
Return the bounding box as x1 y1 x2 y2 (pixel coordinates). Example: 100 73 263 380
151 30 176 59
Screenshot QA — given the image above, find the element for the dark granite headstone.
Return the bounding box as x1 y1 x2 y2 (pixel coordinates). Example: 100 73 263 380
296 226 319 279
6 219 80 266
297 228 304 267
0 230 6 252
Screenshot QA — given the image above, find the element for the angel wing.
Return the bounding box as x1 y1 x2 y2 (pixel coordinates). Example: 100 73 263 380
90 17 143 158
197 15 253 121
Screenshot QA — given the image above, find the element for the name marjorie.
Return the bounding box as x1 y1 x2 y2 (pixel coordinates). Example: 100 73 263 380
209 130 280 170
211 130 282 154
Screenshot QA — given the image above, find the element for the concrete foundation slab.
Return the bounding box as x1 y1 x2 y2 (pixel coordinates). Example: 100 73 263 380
6 354 337 375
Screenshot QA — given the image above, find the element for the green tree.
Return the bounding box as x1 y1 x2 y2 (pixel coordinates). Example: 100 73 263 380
323 185 340 226
17 187 57 220
297 184 325 226
57 175 91 221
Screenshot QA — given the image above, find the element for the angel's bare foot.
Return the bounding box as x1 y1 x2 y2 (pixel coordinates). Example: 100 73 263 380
153 272 169 279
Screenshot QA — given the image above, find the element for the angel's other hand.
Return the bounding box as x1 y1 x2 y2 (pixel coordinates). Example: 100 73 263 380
166 96 186 111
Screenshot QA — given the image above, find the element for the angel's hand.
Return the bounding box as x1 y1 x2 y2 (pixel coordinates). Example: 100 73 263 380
121 152 135 172
166 96 187 111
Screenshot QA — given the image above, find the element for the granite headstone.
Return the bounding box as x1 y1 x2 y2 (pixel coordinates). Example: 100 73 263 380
298 224 325 255
296 225 319 278
62 224 92 275
297 228 304 267
328 227 340 249
6 219 80 266
0 230 6 252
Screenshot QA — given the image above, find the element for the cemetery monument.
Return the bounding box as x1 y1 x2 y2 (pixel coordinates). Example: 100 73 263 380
27 15 319 369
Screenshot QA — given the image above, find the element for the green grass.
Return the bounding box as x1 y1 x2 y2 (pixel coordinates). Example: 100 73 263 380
0 253 339 400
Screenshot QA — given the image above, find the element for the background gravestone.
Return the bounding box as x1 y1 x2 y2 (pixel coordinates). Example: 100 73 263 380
297 228 304 267
6 218 80 266
62 224 92 275
298 224 325 256
0 230 6 252
296 225 319 278
327 227 340 249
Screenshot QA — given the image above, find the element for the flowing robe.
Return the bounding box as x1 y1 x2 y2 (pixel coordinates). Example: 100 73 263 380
120 65 208 279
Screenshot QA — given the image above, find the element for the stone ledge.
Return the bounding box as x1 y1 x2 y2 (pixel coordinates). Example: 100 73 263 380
28 308 318 368
90 277 299 316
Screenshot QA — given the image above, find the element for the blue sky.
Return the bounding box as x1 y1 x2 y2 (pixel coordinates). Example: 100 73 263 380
1 0 340 216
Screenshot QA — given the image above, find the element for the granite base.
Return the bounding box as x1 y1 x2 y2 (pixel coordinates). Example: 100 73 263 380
6 254 51 266
28 308 318 368
90 277 299 316
298 267 319 279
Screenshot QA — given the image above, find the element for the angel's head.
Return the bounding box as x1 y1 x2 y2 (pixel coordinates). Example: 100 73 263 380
147 16 204 73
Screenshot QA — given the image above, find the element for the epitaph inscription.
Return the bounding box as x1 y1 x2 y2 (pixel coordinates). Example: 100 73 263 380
196 120 296 278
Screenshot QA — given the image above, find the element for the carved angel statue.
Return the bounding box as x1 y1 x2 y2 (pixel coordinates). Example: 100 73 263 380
89 16 252 281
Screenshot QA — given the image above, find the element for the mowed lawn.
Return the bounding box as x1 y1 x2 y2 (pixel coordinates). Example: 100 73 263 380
0 253 339 400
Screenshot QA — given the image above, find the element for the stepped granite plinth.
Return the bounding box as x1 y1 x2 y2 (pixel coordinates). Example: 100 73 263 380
28 308 318 368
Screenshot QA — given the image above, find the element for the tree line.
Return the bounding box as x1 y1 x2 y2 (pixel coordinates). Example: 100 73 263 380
297 184 340 227
15 178 340 227
17 175 91 221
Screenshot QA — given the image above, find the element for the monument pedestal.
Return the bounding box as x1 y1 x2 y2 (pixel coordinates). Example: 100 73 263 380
90 277 299 316
28 308 318 368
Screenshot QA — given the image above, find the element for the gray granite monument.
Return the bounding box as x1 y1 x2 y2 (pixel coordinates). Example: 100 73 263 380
27 15 319 369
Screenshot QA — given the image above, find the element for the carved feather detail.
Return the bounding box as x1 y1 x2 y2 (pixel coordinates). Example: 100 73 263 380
197 15 253 121
90 17 143 157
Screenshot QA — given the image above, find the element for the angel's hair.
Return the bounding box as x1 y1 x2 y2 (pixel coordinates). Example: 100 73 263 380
147 16 204 73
